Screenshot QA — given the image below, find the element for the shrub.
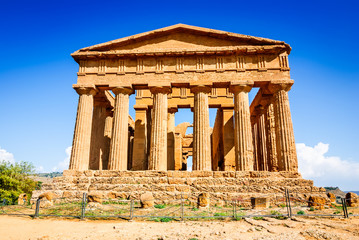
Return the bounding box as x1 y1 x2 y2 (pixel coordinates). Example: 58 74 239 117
191 207 199 211
297 210 305 215
160 217 172 222
253 216 263 220
0 161 37 204
154 204 166 209
270 210 287 219
309 207 315 211
214 212 227 217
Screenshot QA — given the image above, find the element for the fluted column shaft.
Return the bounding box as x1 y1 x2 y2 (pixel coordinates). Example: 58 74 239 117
148 87 171 170
266 103 278 171
231 85 254 171
108 87 133 170
273 85 298 172
191 86 211 171
167 108 177 170
69 86 97 170
257 111 268 171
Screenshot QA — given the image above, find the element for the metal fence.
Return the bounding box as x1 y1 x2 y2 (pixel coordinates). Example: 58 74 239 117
1 190 358 221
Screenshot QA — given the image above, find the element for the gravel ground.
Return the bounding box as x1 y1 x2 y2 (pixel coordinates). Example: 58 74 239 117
0 215 358 240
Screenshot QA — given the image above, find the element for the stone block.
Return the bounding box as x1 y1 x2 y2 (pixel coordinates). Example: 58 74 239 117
39 192 56 201
308 196 327 210
251 197 269 209
140 192 154 208
346 192 359 207
88 193 103 203
327 192 336 203
198 193 210 208
17 193 27 205
190 171 213 177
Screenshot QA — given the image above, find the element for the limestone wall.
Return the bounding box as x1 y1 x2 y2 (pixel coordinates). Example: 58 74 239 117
32 170 325 203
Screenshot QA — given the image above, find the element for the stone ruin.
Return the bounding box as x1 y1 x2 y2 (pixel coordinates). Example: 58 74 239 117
32 24 326 204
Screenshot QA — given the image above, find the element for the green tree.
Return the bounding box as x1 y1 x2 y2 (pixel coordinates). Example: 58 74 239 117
0 161 37 204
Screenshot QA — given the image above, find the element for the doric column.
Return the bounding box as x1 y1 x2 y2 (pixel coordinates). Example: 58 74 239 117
148 86 171 170
69 86 97 171
271 84 298 172
252 123 259 171
230 85 254 171
191 85 211 171
256 106 268 171
222 108 235 171
266 103 278 171
132 105 148 170
167 107 177 170
108 87 133 170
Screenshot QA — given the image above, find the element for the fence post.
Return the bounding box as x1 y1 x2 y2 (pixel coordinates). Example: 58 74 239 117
81 192 87 220
130 199 134 220
287 190 292 218
34 198 40 218
180 192 184 222
232 200 236 219
341 198 349 218
284 189 290 218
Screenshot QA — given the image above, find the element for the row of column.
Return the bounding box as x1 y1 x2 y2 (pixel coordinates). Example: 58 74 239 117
252 86 298 172
69 84 297 172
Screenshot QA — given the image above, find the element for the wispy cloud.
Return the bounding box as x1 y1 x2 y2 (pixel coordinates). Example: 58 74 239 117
51 146 71 172
297 142 359 191
0 146 15 164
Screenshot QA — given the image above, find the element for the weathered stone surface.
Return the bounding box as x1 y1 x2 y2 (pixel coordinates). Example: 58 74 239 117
308 196 327 210
346 192 359 207
69 86 97 171
327 192 336 203
108 87 133 170
88 193 103 203
198 193 210 207
32 171 323 205
251 197 269 209
140 192 154 208
231 85 254 171
39 192 55 201
148 87 171 171
191 86 211 171
17 193 27 205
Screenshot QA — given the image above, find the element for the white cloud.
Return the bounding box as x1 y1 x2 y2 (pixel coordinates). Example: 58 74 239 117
297 142 359 191
0 146 15 164
52 146 72 172
36 165 45 173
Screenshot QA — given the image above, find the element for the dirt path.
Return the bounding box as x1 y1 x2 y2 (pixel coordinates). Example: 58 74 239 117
0 215 358 240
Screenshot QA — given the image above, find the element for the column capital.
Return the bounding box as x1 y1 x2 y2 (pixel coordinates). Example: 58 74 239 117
168 107 178 113
73 84 97 96
190 85 211 94
149 86 172 94
267 82 293 93
254 105 266 115
112 87 134 95
230 84 252 94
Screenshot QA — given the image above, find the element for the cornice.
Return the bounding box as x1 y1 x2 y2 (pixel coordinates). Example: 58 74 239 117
71 45 287 61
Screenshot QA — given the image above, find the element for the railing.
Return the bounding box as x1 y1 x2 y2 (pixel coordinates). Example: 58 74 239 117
1 190 358 220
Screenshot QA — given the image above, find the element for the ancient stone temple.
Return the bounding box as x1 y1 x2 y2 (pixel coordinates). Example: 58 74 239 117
33 24 324 201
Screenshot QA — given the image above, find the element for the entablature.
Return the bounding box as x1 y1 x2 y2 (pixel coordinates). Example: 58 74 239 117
76 53 290 78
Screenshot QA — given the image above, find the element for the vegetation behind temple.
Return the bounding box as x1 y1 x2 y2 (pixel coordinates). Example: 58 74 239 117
0 161 38 204
36 172 62 178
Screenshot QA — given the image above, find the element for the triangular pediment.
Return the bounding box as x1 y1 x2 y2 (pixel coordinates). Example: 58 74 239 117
73 24 290 56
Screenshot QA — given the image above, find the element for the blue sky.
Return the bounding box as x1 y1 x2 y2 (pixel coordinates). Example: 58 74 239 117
0 0 358 190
